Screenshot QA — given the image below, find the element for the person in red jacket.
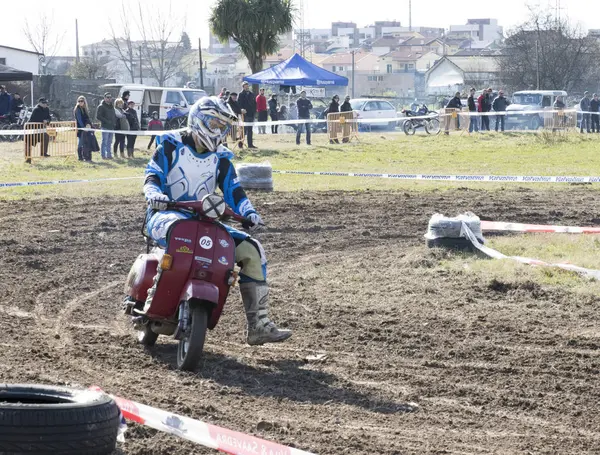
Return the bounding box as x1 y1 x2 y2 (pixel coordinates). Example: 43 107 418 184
256 88 268 134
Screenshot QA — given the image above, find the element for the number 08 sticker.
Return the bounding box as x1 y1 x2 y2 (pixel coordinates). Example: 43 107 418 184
199 236 213 249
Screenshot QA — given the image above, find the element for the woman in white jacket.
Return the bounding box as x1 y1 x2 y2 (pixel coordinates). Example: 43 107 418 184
113 98 130 158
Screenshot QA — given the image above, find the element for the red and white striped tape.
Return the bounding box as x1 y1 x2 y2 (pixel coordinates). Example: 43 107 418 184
90 387 316 455
460 222 600 280
481 220 600 234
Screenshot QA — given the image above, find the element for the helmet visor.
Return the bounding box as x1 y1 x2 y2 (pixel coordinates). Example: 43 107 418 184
203 115 231 137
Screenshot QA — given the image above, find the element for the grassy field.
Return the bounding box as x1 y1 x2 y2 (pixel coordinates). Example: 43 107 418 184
2 130 600 292
2 130 600 197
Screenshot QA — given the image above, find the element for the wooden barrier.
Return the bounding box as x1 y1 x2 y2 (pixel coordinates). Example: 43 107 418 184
24 121 77 162
327 111 358 143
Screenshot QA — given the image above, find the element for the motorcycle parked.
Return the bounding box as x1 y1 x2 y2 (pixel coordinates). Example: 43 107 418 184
401 105 440 135
123 194 251 371
165 104 188 130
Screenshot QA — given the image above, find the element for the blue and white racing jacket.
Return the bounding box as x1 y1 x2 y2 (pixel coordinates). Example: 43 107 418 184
143 132 257 218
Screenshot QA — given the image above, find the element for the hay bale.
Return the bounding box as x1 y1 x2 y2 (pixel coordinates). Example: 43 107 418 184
236 162 274 191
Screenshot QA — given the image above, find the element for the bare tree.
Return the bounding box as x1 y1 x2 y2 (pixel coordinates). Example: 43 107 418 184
68 45 114 80
107 2 137 82
137 0 186 86
23 13 65 74
499 7 600 93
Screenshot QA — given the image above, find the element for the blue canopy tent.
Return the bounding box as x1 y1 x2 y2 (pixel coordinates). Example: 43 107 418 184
243 53 348 87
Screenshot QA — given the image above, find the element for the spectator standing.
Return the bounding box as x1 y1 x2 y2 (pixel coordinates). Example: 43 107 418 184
296 90 313 145
256 88 268 134
238 81 257 148
10 93 23 121
445 91 462 134
113 98 129 158
553 95 567 131
327 95 340 144
147 112 163 150
74 96 92 161
580 91 591 133
228 92 242 115
268 94 278 134
26 97 52 159
340 95 352 112
492 90 510 132
478 88 492 131
96 92 116 159
467 87 479 133
122 90 130 105
0 85 11 117
125 100 140 157
590 94 600 133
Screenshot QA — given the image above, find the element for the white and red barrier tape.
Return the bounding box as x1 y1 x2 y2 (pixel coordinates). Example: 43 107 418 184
91 387 316 455
460 222 600 280
481 220 600 234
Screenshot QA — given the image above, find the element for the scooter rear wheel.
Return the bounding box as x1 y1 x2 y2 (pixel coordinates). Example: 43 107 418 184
177 304 208 371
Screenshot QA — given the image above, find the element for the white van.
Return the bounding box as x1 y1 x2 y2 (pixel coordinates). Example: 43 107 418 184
506 90 568 130
100 84 208 129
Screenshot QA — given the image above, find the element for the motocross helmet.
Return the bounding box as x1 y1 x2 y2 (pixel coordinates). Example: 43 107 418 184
188 96 238 151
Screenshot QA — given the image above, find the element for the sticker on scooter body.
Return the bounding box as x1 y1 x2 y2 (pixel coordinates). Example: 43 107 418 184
199 236 213 249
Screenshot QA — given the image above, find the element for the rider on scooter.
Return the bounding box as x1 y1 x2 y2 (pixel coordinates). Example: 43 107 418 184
143 96 292 346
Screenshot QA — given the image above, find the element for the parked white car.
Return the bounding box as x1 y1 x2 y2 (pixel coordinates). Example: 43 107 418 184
350 98 399 130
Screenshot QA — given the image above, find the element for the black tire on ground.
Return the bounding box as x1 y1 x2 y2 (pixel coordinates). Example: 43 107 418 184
403 120 416 135
426 237 478 251
0 384 120 455
137 323 159 347
177 304 208 371
425 118 441 135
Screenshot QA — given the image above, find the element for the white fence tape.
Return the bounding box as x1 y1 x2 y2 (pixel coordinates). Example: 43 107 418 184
2 170 600 191
0 108 586 135
90 387 316 455
461 222 600 280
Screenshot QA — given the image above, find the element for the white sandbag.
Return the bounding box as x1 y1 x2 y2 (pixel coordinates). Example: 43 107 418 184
236 162 274 191
424 212 484 243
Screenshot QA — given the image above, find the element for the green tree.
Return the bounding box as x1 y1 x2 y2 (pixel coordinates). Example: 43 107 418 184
210 0 294 77
180 31 192 50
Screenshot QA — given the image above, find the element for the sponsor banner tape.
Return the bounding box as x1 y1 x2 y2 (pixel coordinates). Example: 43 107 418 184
461 222 600 280
1 170 599 191
481 220 600 234
91 387 315 455
273 170 600 184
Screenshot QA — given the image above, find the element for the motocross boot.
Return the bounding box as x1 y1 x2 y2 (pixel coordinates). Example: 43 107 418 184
240 282 292 346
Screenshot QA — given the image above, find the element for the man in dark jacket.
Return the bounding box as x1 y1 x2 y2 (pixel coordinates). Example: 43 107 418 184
96 92 117 159
340 95 352 112
268 94 278 134
228 92 242 115
238 81 257 148
26 98 52 159
0 85 11 117
580 91 591 133
125 100 140 157
296 90 313 145
492 90 510 132
590 93 600 133
10 93 23 121
445 91 462 133
467 87 479 133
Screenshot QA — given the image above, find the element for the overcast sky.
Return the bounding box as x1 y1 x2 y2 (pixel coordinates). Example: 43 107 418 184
2 0 598 55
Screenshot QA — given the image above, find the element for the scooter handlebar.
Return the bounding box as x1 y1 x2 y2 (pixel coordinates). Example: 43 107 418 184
168 200 252 226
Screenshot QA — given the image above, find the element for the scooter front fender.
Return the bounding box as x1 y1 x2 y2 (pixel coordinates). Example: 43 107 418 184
180 280 219 308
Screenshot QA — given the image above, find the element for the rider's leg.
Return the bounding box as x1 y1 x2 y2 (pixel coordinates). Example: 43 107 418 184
141 210 190 313
228 228 292 345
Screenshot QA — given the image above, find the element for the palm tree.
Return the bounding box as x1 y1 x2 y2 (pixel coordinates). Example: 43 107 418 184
210 0 295 77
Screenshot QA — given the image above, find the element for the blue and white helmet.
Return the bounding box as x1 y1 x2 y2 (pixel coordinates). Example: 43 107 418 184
188 96 237 151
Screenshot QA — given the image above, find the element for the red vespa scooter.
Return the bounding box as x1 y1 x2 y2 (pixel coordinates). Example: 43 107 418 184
124 194 250 371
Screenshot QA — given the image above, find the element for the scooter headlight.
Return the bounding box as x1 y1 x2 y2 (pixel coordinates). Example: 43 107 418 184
201 194 226 219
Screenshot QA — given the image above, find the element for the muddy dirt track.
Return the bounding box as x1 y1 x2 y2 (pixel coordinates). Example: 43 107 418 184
1 188 600 454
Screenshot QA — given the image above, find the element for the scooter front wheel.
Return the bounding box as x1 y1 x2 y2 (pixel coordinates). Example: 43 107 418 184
177 304 208 371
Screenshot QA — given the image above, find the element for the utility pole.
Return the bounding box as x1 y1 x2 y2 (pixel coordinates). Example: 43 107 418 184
198 38 204 90
409 0 412 32
351 50 355 98
75 19 80 63
139 45 143 84
535 40 540 90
